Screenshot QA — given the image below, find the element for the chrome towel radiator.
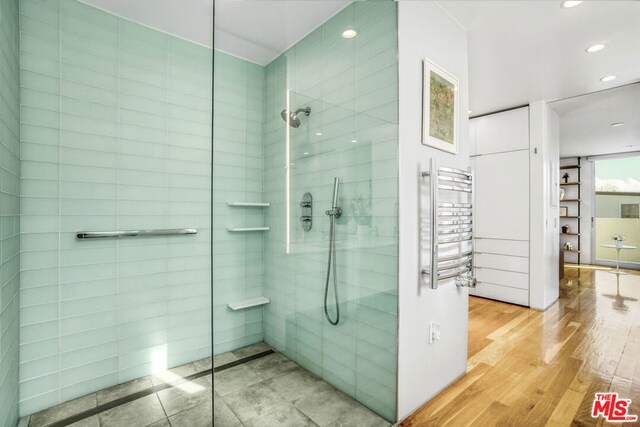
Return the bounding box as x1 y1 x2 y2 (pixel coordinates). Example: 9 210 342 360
421 158 476 290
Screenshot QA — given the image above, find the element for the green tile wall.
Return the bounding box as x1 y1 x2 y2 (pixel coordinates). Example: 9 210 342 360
262 1 398 421
212 51 266 354
19 0 212 415
0 0 20 424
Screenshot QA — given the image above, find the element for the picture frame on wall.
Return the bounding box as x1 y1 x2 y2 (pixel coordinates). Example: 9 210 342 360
422 59 459 154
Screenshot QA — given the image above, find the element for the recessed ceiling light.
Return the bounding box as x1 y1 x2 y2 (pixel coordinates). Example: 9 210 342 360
610 122 624 127
600 75 616 82
585 44 605 53
303 152 310 155
561 1 583 8
341 29 357 39
315 132 322 136
351 139 358 143
468 110 472 115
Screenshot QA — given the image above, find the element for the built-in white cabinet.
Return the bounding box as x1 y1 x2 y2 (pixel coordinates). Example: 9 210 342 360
474 238 528 257
471 107 531 306
471 282 529 306
472 150 529 241
470 107 529 156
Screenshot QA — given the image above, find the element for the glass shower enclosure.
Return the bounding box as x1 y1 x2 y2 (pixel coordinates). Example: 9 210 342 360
262 91 399 419
213 0 400 423
2 0 401 425
17 0 213 423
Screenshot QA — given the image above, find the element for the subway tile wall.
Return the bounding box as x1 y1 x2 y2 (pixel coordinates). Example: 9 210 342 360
0 0 20 425
19 0 211 415
262 1 399 422
212 51 266 354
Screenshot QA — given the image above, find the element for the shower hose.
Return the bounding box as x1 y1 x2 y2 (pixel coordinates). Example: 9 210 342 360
324 212 340 325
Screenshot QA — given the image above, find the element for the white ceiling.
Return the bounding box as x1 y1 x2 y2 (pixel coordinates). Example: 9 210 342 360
438 1 640 116
81 0 351 66
214 0 351 65
79 1 640 114
80 0 214 47
550 83 640 158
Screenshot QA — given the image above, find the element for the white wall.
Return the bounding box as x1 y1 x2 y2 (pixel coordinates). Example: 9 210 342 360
529 102 560 310
397 2 469 420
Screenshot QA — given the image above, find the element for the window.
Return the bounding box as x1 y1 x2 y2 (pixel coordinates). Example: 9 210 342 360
621 203 640 219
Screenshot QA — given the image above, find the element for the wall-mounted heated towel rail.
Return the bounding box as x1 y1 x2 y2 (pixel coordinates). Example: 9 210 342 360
421 159 476 289
76 228 197 239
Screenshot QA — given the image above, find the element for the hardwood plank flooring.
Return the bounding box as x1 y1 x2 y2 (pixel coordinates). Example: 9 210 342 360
401 265 640 426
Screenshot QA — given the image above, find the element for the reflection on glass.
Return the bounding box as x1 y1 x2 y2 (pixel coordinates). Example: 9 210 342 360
595 156 640 266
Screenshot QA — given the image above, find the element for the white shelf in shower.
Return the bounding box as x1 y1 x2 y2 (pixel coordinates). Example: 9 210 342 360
227 202 271 207
226 227 270 232
228 296 271 311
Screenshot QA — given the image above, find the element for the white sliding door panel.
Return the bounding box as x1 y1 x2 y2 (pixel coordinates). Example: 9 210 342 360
474 238 529 257
469 118 477 156
475 253 529 273
472 282 529 306
474 107 529 155
474 150 529 241
475 268 529 290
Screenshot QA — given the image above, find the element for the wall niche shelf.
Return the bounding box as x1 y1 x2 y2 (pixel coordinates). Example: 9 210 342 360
227 227 270 232
228 296 271 311
227 202 271 207
559 157 582 264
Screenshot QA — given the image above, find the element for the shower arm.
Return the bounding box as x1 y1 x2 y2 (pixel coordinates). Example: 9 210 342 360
294 107 311 117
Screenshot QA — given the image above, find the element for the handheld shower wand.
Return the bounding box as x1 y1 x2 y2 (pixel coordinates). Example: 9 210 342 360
327 177 342 218
324 177 341 325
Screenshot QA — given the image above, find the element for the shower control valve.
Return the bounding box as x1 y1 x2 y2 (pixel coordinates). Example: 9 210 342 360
325 207 342 218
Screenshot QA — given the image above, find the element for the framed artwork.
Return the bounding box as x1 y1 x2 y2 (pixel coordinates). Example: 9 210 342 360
422 59 459 154
560 206 568 217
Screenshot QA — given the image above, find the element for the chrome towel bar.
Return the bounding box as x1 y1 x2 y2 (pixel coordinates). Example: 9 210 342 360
438 202 472 209
76 228 197 239
438 250 473 262
227 227 270 232
421 266 473 281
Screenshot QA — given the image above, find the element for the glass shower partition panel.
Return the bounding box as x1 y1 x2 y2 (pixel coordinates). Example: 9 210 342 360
18 0 212 418
263 91 398 421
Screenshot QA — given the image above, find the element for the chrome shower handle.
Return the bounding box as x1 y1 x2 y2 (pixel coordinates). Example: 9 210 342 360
331 177 340 209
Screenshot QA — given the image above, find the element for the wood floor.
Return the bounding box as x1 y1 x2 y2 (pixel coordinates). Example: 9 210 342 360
401 265 640 426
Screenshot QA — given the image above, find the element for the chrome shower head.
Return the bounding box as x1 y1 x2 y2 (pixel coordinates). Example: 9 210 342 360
280 107 311 128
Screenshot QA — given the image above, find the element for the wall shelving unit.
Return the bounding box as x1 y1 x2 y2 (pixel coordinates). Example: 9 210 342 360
560 158 581 264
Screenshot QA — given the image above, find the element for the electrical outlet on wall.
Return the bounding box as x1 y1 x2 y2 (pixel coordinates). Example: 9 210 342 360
429 322 441 344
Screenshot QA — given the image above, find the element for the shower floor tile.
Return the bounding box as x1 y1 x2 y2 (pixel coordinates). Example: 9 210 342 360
28 394 97 427
25 355 212 427
24 343 391 427
231 342 272 359
216 347 391 427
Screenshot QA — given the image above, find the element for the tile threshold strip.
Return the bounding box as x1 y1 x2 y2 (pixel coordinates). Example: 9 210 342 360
48 349 274 427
